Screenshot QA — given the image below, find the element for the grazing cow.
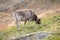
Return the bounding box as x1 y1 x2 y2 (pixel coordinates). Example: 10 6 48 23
13 9 40 30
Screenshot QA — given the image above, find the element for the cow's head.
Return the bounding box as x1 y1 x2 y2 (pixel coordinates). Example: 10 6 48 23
36 18 40 24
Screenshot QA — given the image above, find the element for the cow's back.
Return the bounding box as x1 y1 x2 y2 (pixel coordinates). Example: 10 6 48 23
16 9 34 20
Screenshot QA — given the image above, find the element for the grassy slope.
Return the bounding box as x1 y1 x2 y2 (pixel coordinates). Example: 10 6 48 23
43 13 60 40
0 0 60 40
0 12 60 40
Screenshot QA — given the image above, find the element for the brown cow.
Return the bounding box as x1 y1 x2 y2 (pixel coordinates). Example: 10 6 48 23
13 9 40 30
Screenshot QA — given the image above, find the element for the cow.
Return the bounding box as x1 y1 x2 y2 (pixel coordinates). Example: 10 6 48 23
13 9 40 30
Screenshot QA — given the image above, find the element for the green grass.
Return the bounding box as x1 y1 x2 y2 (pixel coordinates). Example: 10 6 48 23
44 29 60 40
44 34 60 40
0 13 60 40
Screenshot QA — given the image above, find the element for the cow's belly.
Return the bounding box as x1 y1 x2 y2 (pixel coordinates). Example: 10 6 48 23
21 17 25 21
24 13 33 20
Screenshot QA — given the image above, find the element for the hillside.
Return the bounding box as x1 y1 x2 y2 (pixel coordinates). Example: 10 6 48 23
0 0 60 28
0 0 60 40
0 11 60 40
0 0 60 11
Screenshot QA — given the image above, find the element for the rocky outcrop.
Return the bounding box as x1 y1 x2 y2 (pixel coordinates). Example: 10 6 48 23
9 32 48 40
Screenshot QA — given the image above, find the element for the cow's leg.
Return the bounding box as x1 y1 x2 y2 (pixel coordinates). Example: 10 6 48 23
17 16 21 30
28 18 33 27
15 19 18 27
13 12 21 30
28 20 31 27
23 20 27 27
15 15 21 30
24 20 27 25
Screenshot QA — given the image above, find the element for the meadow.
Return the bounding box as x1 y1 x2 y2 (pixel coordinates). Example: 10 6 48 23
0 12 60 40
